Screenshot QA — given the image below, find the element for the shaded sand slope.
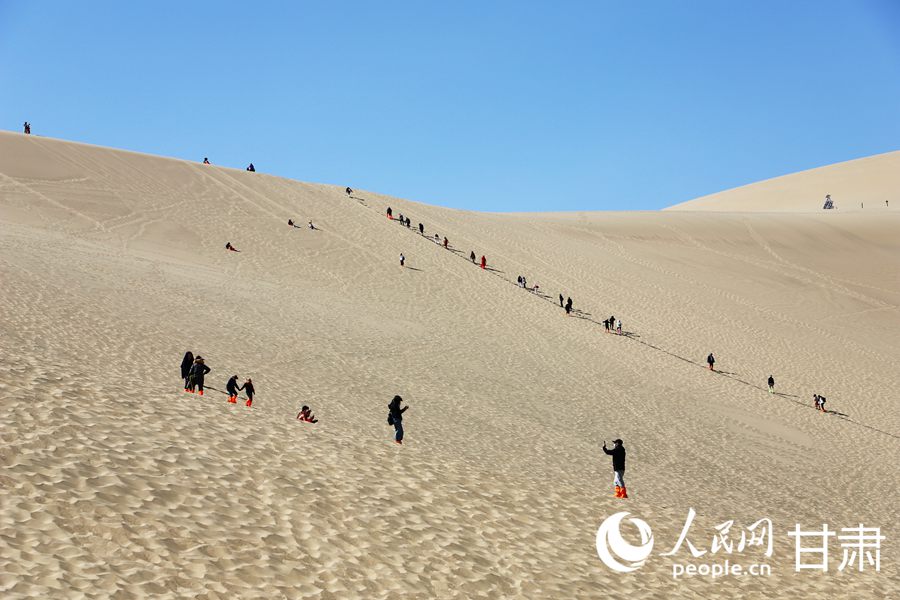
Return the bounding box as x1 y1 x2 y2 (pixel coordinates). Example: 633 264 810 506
666 150 900 212
1 131 898 598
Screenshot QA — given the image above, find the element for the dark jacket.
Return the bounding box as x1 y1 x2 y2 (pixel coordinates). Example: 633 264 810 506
603 445 626 471
189 362 210 384
768 377 775 387
389 403 407 424
241 381 255 397
180 352 194 379
226 376 239 394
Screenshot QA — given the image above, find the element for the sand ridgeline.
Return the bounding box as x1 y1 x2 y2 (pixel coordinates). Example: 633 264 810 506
1 131 899 598
665 150 900 212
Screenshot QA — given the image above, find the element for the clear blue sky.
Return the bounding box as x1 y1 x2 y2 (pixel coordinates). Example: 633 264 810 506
2 1 898 211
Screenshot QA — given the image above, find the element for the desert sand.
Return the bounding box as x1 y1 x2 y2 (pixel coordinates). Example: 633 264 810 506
1 131 898 598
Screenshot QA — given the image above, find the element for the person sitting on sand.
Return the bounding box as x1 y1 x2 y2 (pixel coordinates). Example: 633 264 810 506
225 242 239 252
239 378 255 407
387 395 408 444
297 405 318 423
246 163 256 172
188 356 210 395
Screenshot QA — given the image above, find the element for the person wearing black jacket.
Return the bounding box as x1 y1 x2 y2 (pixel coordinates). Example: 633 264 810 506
603 439 628 499
387 395 408 444
240 378 255 407
188 357 211 395
181 351 194 391
767 375 775 394
707 353 716 371
226 375 240 403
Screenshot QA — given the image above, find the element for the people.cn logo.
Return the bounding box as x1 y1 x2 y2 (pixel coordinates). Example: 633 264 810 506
596 512 655 572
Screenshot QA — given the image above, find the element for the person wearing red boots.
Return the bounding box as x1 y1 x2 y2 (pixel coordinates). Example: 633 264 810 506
239 378 255 407
226 375 240 403
181 351 194 391
603 439 628 499
187 357 210 395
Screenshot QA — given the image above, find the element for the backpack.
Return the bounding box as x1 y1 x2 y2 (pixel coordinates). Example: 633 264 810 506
387 413 394 426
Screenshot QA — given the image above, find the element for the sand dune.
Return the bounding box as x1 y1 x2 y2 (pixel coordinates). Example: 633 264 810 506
1 131 898 598
666 150 900 212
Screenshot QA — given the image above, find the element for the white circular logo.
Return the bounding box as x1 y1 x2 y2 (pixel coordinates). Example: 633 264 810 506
596 512 654 572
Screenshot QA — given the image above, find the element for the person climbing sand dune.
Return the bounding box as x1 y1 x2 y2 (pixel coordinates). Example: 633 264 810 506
188 357 210 395
470 251 476 263
387 207 393 220
180 351 194 391
346 187 353 196
560 294 564 308
202 157 210 164
707 353 716 371
387 395 408 444
603 439 628 499
226 374 240 403
768 375 775 393
615 318 622 335
240 378 255 407
400 253 406 268
480 255 486 270
443 237 448 249
603 318 610 333
419 223 424 235
246 163 256 172
308 220 316 230
565 297 573 316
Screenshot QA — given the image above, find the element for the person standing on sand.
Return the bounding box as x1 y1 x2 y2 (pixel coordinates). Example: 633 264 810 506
443 237 448 249
387 207 393 219
24 122 31 134
419 222 424 235
239 378 255 407
480 255 487 270
615 318 622 335
246 163 256 172
188 357 210 395
181 351 194 391
387 395 408 444
346 187 353 196
226 375 240 403
603 318 610 333
560 294 565 307
565 297 573 316
399 253 406 267
603 439 628 499
707 353 716 371
814 394 827 413
768 375 775 394
470 251 477 263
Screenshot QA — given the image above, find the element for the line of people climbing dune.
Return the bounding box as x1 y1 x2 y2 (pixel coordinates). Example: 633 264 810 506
176 181 851 502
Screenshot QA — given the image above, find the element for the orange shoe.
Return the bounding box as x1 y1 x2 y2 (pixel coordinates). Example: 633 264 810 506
245 400 252 407
198 390 204 396
620 487 629 499
614 485 622 498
